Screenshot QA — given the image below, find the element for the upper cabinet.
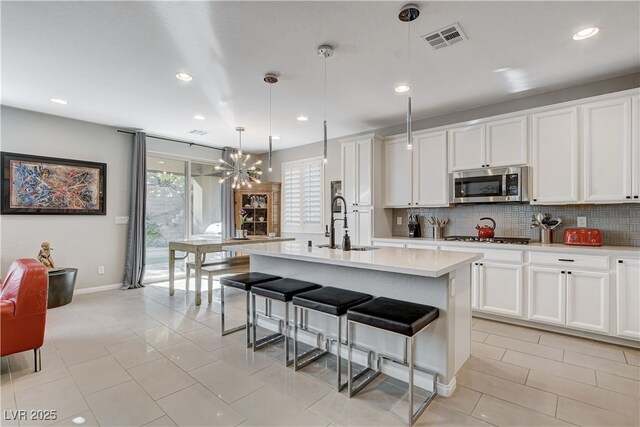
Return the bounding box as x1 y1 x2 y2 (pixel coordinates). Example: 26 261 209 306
448 124 485 171
384 137 413 207
485 116 528 167
341 136 375 206
385 131 449 207
582 97 633 202
413 130 449 206
531 107 580 204
633 95 640 200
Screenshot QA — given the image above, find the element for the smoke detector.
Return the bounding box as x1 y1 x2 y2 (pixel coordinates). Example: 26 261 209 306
422 23 467 50
188 129 208 135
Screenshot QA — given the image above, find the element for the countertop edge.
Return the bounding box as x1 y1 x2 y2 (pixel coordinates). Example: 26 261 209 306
372 237 640 256
223 244 483 278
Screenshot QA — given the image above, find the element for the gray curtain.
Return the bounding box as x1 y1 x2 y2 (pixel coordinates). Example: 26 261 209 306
221 146 235 239
123 131 147 289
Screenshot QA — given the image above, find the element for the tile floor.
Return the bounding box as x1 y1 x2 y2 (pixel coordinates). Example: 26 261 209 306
1 278 639 426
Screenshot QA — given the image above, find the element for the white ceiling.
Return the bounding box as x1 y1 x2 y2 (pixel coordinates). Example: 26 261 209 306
2 1 639 153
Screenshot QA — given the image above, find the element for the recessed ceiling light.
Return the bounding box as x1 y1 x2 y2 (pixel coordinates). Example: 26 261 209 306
175 72 193 81
573 27 599 40
50 98 68 105
395 85 410 93
297 116 308 122
193 115 205 120
272 136 281 140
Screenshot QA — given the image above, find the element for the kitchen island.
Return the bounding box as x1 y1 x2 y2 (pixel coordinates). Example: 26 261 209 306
224 241 482 396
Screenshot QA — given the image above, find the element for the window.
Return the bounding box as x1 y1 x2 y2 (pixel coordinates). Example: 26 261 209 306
282 157 324 233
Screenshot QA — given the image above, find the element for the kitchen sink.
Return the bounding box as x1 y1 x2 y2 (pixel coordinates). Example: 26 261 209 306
316 244 379 251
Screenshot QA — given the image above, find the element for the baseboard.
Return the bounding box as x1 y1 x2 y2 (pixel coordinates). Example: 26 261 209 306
74 283 122 295
435 376 456 397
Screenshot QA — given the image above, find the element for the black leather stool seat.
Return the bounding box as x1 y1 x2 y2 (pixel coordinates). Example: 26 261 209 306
347 297 439 337
220 272 281 291
252 278 322 302
293 287 373 316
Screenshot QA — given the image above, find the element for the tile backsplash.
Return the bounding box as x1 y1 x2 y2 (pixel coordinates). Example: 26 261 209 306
393 204 640 247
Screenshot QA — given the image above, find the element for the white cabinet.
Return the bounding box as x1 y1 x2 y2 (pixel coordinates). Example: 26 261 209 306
633 95 640 200
485 116 528 167
528 266 566 326
384 137 413 207
476 262 523 318
448 116 527 172
471 262 480 309
412 130 449 206
448 124 485 171
616 258 640 340
582 97 633 202
566 270 610 334
385 131 449 207
531 107 580 204
341 137 373 207
350 207 372 246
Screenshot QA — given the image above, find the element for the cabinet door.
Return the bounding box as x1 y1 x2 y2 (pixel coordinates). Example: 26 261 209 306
413 131 449 206
353 208 372 247
566 270 609 334
356 138 372 206
616 259 640 340
531 107 579 203
485 116 528 167
471 262 480 309
582 97 632 202
448 124 485 171
341 141 357 206
385 138 413 206
633 95 640 200
528 266 566 326
478 262 523 318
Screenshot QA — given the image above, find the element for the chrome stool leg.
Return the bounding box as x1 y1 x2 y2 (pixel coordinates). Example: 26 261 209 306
34 348 41 372
220 284 250 347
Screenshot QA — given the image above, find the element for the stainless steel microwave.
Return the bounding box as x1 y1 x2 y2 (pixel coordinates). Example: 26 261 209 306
450 166 529 204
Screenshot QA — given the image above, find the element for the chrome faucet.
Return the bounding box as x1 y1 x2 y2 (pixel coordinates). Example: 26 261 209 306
325 195 348 249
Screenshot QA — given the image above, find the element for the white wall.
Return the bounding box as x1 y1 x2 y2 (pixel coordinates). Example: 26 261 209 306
0 106 132 289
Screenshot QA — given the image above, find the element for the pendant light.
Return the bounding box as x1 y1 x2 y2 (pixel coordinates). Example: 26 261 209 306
318 44 333 164
399 4 419 150
216 127 263 189
264 73 278 172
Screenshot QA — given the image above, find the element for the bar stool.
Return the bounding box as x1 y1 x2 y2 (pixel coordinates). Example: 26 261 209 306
251 279 322 366
292 286 373 390
219 272 281 347
347 297 439 426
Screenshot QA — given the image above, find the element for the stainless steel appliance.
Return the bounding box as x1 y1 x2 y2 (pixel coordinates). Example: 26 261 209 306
450 166 529 204
444 236 530 245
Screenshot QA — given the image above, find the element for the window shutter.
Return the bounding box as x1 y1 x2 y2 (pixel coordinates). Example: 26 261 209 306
282 158 324 233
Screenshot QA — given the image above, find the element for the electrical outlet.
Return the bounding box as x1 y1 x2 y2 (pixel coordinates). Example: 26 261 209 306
577 216 587 228
115 216 129 225
397 216 403 225
98 266 105 275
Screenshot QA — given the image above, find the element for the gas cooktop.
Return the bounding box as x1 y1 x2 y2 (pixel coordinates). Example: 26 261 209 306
444 236 531 245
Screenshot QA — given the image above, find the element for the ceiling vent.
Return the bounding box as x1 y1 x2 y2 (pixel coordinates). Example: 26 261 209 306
188 129 208 136
421 22 467 50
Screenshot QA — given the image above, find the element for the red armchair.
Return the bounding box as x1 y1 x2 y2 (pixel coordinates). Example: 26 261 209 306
1 258 48 372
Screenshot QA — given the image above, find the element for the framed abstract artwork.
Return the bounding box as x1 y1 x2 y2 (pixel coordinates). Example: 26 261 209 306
1 152 107 215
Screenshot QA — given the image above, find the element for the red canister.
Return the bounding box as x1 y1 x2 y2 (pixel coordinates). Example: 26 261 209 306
563 228 602 246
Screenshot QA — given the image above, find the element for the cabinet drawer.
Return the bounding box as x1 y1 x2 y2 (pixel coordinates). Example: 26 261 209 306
445 246 523 263
529 251 609 270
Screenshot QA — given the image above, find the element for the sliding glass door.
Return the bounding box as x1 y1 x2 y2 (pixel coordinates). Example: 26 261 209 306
144 155 222 282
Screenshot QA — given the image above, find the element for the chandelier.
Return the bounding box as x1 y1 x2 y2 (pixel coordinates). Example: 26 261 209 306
216 127 263 189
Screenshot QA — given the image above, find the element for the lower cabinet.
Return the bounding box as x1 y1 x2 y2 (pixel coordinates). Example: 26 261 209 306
566 270 610 334
528 266 610 334
616 258 640 339
528 266 566 326
476 262 523 318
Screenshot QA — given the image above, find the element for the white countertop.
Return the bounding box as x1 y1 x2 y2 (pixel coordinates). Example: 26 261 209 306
372 237 640 257
223 241 482 278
